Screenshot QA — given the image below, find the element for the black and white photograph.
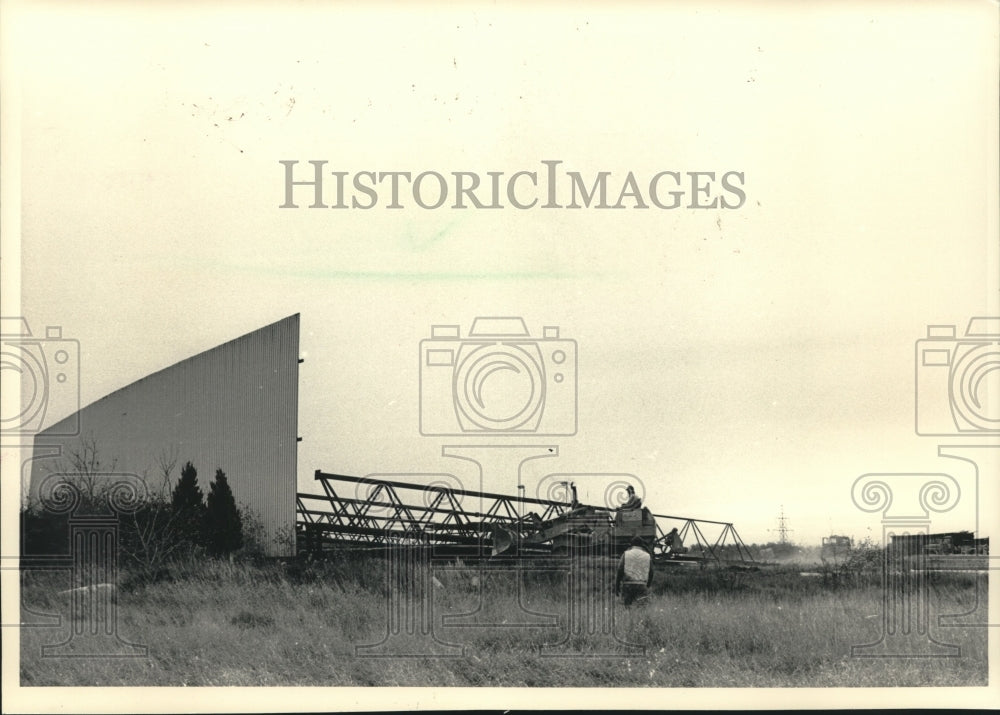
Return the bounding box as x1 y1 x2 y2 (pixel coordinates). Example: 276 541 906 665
2 1 998 712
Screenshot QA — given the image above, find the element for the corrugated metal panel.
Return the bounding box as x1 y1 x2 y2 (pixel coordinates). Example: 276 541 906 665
29 315 299 557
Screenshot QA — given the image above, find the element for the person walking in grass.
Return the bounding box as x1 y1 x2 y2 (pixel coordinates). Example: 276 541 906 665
616 536 653 606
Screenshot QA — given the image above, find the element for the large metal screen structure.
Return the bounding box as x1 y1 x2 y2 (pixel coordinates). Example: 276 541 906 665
27 315 300 557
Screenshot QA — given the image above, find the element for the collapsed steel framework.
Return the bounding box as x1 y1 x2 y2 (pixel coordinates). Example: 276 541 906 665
296 470 755 564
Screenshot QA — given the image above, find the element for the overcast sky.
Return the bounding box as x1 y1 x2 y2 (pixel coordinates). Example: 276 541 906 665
6 2 998 545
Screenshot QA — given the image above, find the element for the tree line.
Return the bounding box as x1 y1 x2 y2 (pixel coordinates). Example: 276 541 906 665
171 462 244 556
21 458 247 581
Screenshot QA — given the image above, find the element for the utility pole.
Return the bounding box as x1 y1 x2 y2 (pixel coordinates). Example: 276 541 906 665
769 505 793 545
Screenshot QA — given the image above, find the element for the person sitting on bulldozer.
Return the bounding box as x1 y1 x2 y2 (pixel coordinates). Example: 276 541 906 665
619 485 642 510
665 527 688 556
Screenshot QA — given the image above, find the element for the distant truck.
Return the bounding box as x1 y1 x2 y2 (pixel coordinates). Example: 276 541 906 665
821 535 852 559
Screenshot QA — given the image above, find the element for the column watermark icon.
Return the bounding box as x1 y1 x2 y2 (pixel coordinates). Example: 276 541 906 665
27 472 148 658
850 473 961 658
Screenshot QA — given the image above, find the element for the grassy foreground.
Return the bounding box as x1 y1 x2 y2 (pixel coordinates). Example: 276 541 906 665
20 553 988 687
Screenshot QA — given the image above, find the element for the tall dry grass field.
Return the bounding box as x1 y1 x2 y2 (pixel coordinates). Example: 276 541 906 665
20 553 987 686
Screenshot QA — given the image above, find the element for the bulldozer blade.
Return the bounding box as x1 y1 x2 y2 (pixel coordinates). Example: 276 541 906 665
492 526 515 556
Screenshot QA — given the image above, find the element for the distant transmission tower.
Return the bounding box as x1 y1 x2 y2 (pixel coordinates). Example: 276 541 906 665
769 505 793 545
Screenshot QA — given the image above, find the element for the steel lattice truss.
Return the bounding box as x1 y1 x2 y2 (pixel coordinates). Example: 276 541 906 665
296 470 755 563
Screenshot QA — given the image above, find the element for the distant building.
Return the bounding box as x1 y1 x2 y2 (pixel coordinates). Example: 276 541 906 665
27 315 300 557
888 531 989 556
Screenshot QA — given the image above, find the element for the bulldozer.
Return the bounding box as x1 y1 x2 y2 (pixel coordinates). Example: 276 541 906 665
490 483 658 557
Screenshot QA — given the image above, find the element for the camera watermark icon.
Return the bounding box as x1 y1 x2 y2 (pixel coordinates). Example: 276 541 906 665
846 317 1000 659
915 317 1000 436
419 317 577 436
0 317 80 442
933 445 1000 631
